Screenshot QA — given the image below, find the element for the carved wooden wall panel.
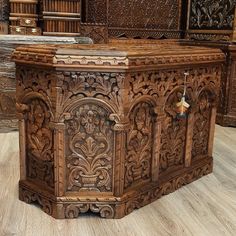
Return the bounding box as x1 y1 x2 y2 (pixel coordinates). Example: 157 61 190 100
81 0 184 42
186 0 236 41
13 42 224 218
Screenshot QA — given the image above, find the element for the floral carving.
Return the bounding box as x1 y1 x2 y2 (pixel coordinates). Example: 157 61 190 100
125 102 155 189
192 91 212 159
189 0 236 30
26 99 54 187
65 104 114 192
27 99 53 161
57 72 124 116
160 89 189 173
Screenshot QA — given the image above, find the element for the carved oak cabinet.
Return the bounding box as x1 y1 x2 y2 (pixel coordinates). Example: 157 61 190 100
13 41 224 219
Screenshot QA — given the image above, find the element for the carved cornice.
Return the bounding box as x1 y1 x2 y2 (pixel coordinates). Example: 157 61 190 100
12 43 225 71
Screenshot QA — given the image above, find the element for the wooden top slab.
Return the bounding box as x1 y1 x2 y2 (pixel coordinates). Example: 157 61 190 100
12 40 225 71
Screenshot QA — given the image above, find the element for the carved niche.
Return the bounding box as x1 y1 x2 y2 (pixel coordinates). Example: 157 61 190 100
65 103 115 193
160 89 189 174
26 98 54 188
192 90 212 160
125 102 155 189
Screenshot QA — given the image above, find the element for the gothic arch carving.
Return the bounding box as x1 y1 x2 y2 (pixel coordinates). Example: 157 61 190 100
192 88 216 160
125 101 156 189
160 87 192 174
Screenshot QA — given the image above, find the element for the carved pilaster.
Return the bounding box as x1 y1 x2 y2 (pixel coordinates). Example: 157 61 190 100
152 114 165 182
185 113 194 167
52 123 66 197
208 107 217 157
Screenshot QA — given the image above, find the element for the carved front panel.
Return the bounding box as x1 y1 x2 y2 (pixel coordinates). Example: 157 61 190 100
65 103 114 193
189 0 236 30
26 99 54 188
125 102 155 189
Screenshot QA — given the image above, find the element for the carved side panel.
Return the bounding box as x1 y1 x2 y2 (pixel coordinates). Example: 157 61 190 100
160 90 188 174
192 91 212 160
125 102 155 189
26 99 54 188
65 103 115 193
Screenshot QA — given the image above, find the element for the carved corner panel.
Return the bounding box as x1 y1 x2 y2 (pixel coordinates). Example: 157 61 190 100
26 98 54 188
65 103 115 193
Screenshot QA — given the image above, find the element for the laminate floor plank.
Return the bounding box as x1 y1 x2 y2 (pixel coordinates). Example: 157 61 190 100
0 126 235 236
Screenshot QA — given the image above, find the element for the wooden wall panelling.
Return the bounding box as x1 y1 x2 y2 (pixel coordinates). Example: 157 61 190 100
40 0 81 36
186 0 236 41
0 0 9 34
13 41 224 218
80 0 186 43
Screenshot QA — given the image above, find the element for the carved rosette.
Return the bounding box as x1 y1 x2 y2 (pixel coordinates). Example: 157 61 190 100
125 102 155 189
65 103 114 193
26 99 54 188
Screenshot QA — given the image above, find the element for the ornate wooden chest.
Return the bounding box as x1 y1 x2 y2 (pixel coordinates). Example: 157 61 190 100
13 41 224 218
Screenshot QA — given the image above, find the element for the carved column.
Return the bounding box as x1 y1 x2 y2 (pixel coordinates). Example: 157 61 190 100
152 112 165 182
113 123 129 197
185 113 194 167
52 123 66 197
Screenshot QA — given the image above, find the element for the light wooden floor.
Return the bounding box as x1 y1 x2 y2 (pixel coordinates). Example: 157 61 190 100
0 126 236 236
